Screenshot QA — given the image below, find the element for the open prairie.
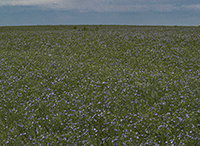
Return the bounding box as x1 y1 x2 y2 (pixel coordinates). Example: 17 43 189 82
0 25 200 145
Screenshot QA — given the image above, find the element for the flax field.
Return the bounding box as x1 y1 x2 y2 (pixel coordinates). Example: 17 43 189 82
0 25 200 145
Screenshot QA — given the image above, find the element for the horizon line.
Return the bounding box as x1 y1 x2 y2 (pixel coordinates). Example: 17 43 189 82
1 24 200 27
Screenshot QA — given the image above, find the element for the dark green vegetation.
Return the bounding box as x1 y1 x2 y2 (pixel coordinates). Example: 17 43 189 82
0 25 200 145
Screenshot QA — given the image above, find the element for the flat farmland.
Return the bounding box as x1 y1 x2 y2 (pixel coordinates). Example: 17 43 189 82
0 25 200 145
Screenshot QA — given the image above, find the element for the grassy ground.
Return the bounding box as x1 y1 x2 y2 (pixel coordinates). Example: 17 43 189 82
0 25 200 145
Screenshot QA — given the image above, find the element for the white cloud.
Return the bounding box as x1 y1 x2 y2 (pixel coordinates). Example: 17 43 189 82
181 4 200 11
0 0 59 6
0 0 199 13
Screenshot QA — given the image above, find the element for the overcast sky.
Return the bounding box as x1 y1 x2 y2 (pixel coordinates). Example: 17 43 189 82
0 0 200 26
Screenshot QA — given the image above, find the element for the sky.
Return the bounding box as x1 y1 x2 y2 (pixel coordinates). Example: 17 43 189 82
0 0 200 26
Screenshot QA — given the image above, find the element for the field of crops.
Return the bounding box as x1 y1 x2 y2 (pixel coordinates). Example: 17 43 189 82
0 25 200 145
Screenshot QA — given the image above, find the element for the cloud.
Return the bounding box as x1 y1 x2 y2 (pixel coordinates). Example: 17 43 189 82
0 0 199 13
181 4 200 11
0 0 59 6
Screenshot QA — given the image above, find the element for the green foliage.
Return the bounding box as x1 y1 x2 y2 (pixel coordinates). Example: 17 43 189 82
83 26 87 31
0 25 200 145
73 26 77 29
95 26 99 31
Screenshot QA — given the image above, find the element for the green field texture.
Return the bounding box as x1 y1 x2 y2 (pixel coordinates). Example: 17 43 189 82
0 25 200 145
